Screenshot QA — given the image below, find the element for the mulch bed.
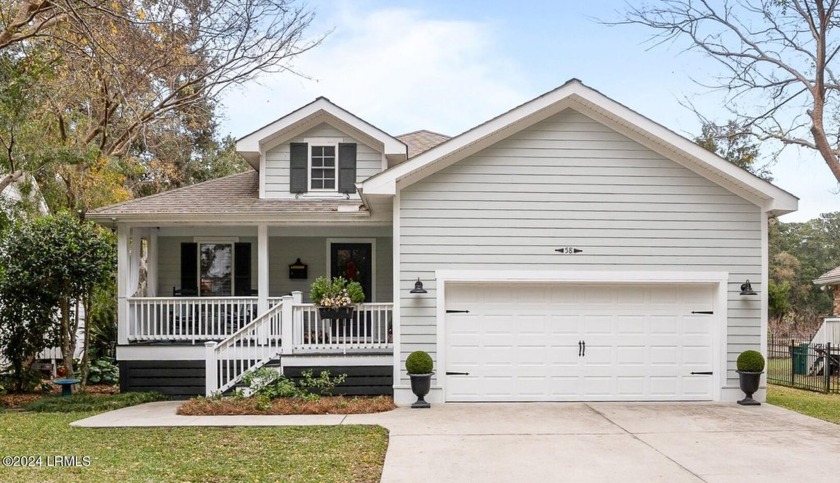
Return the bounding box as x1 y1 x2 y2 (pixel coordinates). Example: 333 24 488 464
1 384 119 409
177 395 396 416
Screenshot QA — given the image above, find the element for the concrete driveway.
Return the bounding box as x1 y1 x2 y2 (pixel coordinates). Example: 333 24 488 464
345 403 840 483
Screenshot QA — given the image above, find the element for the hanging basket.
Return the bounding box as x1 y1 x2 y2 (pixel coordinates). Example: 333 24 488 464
318 306 355 320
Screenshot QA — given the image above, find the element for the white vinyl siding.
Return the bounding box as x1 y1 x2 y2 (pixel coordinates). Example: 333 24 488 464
264 123 382 199
398 108 762 388
157 235 392 302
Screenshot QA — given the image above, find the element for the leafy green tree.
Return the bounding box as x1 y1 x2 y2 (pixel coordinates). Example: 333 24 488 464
769 213 840 334
0 212 115 385
695 121 772 180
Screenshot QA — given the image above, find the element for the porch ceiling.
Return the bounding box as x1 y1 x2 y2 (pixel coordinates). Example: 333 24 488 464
87 172 369 223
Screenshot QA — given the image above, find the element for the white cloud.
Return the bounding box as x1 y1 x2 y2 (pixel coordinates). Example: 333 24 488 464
219 4 529 138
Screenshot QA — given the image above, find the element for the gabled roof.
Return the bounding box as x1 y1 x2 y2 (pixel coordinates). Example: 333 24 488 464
236 97 407 168
815 265 840 286
87 172 368 223
397 130 450 158
360 79 798 215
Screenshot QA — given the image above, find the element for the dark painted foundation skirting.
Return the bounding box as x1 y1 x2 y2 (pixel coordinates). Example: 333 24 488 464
119 361 393 398
119 360 205 399
283 366 393 396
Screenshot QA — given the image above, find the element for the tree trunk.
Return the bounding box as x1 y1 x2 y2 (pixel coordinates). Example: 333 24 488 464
80 294 92 386
0 170 24 193
59 298 74 377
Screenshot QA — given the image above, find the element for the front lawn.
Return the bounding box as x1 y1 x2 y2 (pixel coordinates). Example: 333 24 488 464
768 384 840 424
0 411 389 482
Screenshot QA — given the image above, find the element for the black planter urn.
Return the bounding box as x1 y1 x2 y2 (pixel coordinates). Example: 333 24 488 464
318 306 354 320
736 370 763 406
408 373 433 408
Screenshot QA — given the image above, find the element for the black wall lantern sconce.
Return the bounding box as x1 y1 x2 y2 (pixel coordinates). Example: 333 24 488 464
740 279 757 296
410 278 427 294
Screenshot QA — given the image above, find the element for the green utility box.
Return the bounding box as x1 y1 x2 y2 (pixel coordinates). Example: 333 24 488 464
792 343 809 375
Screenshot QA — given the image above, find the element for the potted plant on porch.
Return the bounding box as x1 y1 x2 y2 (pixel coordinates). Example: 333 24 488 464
736 349 765 406
310 276 365 320
406 351 434 408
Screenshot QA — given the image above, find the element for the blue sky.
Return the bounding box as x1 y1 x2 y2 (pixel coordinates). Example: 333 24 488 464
219 0 838 222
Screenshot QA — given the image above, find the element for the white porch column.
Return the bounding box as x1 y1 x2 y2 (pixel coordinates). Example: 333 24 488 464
117 224 129 345
257 224 269 315
280 292 299 354
147 228 158 297
205 341 218 396
128 230 141 297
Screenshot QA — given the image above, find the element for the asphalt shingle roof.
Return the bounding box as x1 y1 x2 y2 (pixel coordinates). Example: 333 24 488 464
815 265 840 285
88 172 365 217
397 130 450 158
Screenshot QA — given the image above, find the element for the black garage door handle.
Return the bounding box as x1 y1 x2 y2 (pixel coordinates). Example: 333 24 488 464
446 372 470 376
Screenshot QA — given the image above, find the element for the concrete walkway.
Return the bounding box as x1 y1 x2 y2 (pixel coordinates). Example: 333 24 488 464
72 401 840 482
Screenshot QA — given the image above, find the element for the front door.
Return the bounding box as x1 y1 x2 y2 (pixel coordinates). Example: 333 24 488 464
330 243 373 302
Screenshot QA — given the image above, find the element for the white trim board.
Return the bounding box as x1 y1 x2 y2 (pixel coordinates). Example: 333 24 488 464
432 270 730 402
360 79 797 216
237 97 407 167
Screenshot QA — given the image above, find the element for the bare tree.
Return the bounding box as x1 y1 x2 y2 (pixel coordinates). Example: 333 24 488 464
0 1 114 50
615 0 840 183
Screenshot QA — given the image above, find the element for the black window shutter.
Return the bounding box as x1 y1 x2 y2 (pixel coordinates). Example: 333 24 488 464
180 243 198 295
290 142 308 193
338 143 357 194
234 243 252 296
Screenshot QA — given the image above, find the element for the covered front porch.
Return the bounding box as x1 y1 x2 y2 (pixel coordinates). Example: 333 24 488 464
117 224 394 355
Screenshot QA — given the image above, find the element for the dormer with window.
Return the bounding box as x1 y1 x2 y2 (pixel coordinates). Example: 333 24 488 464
236 97 407 200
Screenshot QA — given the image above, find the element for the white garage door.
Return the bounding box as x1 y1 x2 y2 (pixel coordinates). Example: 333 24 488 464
444 283 717 402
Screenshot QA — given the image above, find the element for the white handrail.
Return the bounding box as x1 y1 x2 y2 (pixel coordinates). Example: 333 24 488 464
205 299 286 395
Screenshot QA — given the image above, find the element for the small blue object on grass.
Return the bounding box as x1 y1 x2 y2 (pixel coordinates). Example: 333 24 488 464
53 378 81 397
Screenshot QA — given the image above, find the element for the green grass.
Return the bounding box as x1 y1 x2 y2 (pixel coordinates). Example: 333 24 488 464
24 392 167 413
0 411 388 482
768 384 840 425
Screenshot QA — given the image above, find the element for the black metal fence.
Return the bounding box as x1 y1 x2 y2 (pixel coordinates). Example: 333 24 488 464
768 334 840 393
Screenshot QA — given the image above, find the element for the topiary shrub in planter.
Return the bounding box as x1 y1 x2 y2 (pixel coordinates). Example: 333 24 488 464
736 350 765 406
406 351 434 409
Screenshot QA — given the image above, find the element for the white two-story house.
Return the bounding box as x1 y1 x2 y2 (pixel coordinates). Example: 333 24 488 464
89 80 798 405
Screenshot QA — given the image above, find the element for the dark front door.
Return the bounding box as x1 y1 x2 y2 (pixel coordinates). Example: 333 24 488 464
330 243 372 302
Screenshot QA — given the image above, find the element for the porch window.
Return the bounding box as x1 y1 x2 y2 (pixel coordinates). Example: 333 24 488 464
199 243 233 296
309 145 337 191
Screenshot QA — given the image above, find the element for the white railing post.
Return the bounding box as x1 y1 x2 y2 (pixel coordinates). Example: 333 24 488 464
281 294 295 354
205 341 218 396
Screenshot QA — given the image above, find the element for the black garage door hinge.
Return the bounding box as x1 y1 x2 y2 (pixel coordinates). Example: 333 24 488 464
446 310 470 314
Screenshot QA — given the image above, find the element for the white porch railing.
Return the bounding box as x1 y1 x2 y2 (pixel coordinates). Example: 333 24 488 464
205 299 286 395
126 297 287 343
293 303 393 352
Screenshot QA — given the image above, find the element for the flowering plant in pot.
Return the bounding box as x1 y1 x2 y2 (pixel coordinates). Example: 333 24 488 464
310 276 365 320
736 350 765 406
406 351 434 408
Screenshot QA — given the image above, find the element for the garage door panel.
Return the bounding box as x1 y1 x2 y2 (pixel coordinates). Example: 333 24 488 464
616 346 646 365
616 377 645 396
445 283 716 402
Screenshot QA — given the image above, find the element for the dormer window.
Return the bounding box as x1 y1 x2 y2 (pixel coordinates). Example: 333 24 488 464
290 140 357 195
310 145 337 191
